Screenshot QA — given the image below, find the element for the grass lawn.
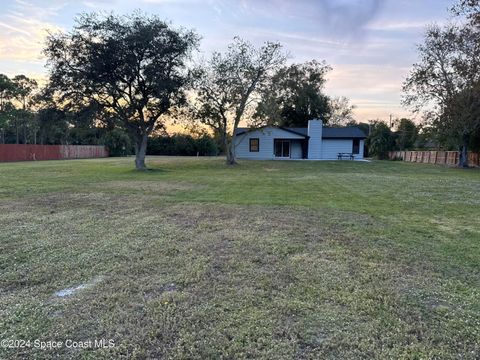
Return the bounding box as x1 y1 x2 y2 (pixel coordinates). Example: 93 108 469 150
0 156 479 359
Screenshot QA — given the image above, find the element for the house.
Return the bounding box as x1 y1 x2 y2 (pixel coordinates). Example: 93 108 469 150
234 119 367 160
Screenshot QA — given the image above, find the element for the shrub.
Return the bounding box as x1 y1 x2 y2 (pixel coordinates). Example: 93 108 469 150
103 129 134 156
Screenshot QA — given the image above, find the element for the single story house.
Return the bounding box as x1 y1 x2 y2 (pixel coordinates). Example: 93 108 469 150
233 119 367 160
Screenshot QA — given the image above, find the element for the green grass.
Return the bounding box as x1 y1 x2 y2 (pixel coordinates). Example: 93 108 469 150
0 156 479 359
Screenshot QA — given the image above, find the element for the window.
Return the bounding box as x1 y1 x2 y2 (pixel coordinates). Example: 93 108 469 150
274 140 290 158
249 138 259 152
352 139 360 154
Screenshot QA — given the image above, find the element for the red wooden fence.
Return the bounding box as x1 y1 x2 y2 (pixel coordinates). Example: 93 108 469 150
0 144 108 162
388 150 480 167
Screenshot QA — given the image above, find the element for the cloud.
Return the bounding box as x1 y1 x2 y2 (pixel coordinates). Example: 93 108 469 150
365 19 446 31
232 0 385 38
139 0 202 3
314 0 384 34
0 1 64 62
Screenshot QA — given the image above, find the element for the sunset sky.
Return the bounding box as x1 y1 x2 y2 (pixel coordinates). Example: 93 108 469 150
0 0 454 123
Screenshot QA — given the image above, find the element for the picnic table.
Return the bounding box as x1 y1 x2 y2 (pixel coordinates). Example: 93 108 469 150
337 153 355 160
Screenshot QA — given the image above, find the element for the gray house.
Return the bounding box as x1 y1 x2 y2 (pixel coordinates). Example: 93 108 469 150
233 119 366 160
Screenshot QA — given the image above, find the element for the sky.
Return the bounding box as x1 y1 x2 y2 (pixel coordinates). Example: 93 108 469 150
0 0 454 124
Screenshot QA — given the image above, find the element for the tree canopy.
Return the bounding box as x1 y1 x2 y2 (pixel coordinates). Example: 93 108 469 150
327 96 356 126
254 60 331 127
403 0 480 166
0 73 38 144
44 12 199 169
395 118 418 150
192 37 286 164
366 121 394 159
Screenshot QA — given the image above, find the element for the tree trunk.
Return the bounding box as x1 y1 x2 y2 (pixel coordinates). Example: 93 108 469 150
134 133 148 170
225 137 237 165
459 139 469 168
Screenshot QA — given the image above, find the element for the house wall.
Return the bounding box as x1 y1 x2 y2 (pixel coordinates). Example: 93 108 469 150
319 139 364 160
235 128 305 160
321 139 354 160
291 141 303 159
307 120 322 159
358 140 365 159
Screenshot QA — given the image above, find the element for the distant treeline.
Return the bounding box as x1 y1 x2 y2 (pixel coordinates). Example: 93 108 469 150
147 134 219 157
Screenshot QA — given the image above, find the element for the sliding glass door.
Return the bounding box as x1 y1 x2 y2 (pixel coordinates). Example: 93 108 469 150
274 140 290 158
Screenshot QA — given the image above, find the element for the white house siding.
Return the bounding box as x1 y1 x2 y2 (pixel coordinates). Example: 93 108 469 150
321 139 353 160
358 140 365 159
321 139 364 160
307 120 322 159
235 128 305 160
290 141 303 159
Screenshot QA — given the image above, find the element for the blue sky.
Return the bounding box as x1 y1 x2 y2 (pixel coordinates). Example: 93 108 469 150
0 0 453 122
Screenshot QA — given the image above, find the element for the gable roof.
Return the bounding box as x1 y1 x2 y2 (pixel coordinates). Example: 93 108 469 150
234 126 366 139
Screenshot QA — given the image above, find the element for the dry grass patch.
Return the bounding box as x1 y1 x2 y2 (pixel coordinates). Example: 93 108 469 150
99 180 200 193
1 198 478 358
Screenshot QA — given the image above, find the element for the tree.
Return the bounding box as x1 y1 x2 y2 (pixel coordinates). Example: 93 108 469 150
36 107 69 145
327 96 356 126
0 74 38 144
0 75 14 143
44 12 199 169
11 75 37 144
103 128 133 156
395 118 417 150
403 1 480 167
0 103 16 144
254 60 331 127
192 37 286 165
453 0 480 26
0 74 14 112
366 121 395 159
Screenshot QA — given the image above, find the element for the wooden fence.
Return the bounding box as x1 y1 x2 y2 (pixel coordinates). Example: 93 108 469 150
388 150 480 167
0 144 108 162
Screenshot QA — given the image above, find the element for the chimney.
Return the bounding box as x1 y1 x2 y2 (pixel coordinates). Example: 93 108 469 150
307 119 323 159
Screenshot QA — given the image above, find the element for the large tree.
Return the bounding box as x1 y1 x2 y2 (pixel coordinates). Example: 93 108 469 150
0 74 13 143
192 37 286 165
326 96 356 126
44 12 199 169
254 60 331 127
453 0 480 26
11 75 37 144
0 74 37 144
395 118 417 150
403 1 480 167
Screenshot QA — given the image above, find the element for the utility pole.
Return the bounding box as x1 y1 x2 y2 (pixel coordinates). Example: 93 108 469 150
389 114 393 128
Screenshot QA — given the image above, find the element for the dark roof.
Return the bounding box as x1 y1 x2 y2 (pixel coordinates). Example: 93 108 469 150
234 127 253 136
234 126 308 138
322 127 367 139
288 128 308 136
234 126 366 139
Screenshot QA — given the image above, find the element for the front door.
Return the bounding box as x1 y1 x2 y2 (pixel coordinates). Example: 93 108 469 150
274 140 290 158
